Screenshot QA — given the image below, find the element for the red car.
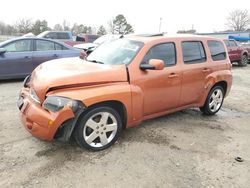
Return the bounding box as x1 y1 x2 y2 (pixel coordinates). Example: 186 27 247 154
65 34 100 46
224 39 249 66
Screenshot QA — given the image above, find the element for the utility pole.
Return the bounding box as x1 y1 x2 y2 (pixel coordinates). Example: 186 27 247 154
159 17 162 32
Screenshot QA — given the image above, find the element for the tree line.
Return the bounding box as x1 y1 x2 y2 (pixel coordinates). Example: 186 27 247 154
177 9 250 34
0 14 134 36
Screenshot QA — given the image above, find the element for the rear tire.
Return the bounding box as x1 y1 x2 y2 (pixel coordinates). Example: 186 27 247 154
74 106 123 151
200 86 224 115
238 54 248 67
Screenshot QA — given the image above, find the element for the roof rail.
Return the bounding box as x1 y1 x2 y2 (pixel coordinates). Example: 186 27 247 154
135 33 166 37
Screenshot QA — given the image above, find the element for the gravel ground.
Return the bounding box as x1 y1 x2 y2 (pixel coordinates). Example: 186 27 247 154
0 66 250 188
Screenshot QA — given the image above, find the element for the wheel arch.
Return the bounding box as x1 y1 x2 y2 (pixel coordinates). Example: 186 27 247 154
83 100 128 129
213 80 228 96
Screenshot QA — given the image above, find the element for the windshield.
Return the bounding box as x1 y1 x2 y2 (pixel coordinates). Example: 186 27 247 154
87 39 144 65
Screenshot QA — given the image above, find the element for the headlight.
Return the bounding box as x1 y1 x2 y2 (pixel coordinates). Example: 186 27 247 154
43 96 81 112
30 89 40 104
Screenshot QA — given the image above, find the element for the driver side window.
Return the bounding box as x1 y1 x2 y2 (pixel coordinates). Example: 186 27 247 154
4 40 32 52
142 43 176 67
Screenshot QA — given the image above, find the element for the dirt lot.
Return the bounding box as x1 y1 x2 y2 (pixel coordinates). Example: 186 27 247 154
0 66 250 188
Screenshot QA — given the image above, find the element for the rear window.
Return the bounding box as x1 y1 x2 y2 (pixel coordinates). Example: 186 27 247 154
208 40 226 61
182 41 206 64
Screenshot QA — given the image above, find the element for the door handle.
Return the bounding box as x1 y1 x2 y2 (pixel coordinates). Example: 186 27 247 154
202 68 210 73
24 56 32 59
53 54 58 57
168 73 178 78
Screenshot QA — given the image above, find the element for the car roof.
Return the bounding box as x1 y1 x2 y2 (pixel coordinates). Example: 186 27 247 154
126 34 224 43
0 37 72 48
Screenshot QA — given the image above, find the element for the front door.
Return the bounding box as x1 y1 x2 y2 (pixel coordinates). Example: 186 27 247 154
0 39 33 78
134 42 182 116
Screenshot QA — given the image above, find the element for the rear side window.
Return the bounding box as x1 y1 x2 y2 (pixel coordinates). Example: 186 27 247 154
45 32 57 39
182 41 206 64
142 43 176 67
36 40 54 51
55 43 68 50
56 32 70 40
208 40 226 61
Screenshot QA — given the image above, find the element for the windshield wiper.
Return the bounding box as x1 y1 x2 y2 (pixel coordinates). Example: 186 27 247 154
87 59 104 64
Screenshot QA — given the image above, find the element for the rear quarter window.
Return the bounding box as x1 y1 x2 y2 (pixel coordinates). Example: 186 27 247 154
182 41 206 64
208 40 227 61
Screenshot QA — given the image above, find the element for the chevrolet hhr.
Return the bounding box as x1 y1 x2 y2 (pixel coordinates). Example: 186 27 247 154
18 34 232 150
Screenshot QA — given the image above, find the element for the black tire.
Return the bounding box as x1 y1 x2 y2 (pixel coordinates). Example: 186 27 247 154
238 54 248 67
74 106 123 151
200 85 225 115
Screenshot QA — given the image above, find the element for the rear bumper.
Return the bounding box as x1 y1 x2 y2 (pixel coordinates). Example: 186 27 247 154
18 88 75 141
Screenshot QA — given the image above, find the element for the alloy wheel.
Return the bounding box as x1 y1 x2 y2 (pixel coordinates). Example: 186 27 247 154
209 88 223 113
83 112 118 148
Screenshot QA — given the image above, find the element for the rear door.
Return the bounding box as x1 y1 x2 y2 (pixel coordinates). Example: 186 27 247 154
32 39 59 69
54 42 79 58
180 41 211 106
228 40 239 61
0 39 33 78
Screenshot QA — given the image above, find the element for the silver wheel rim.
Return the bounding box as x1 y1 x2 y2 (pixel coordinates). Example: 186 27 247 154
83 112 118 148
242 55 248 65
209 89 223 112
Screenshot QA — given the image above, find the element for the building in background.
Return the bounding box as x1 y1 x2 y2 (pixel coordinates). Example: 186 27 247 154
196 31 250 40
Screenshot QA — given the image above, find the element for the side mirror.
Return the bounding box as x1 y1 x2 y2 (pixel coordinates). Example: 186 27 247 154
80 50 87 59
140 59 164 70
0 48 6 55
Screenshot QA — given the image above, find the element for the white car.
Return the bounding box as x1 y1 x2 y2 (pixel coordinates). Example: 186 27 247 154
73 34 121 53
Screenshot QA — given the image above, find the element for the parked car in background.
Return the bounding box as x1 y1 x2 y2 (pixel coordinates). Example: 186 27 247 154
241 43 250 59
224 39 249 66
0 37 81 79
74 34 121 54
18 34 232 151
37 31 73 41
37 31 100 47
75 34 100 43
66 34 100 47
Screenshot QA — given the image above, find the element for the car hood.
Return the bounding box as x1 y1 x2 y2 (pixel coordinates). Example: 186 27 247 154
30 57 128 101
74 43 98 50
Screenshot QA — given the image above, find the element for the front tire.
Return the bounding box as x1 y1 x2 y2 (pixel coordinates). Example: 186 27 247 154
200 86 224 115
74 106 123 151
238 54 248 67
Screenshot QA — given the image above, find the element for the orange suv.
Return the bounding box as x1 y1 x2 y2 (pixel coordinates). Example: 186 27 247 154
18 34 232 150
